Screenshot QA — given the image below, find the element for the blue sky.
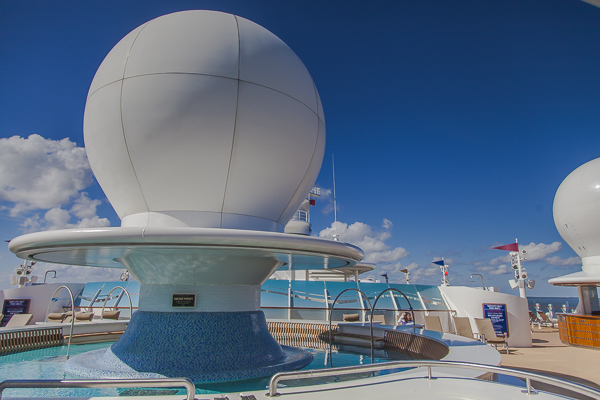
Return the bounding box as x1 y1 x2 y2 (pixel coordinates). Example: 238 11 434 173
0 0 599 296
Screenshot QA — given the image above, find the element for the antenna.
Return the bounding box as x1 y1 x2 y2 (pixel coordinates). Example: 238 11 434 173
332 154 339 241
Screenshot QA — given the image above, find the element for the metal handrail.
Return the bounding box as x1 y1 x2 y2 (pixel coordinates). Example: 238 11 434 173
370 288 414 361
328 289 372 354
266 360 600 398
0 378 196 400
100 286 133 320
44 285 75 358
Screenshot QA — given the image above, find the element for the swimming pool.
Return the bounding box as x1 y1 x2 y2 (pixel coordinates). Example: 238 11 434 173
0 341 410 397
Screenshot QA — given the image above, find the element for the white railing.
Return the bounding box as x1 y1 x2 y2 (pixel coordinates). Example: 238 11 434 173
0 378 195 400
266 360 600 398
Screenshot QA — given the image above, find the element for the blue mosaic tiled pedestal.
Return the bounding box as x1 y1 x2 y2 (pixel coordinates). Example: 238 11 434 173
63 311 313 382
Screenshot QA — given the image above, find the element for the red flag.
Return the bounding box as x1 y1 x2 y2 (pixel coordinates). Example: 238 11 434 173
492 242 518 252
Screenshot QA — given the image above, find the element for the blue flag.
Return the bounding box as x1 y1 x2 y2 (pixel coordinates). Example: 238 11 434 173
431 260 445 266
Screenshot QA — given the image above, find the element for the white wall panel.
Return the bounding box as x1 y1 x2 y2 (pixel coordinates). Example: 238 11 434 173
554 158 600 258
277 117 326 225
223 82 319 221
316 88 325 123
125 11 239 79
84 11 326 232
554 164 583 213
83 82 147 218
221 213 282 232
237 16 317 114
88 25 146 96
579 158 600 206
120 74 238 212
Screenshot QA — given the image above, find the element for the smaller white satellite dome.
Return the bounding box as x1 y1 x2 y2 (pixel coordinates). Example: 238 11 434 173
553 157 600 269
84 10 325 232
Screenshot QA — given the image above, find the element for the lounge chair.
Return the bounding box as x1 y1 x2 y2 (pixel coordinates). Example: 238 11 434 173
343 313 360 322
63 311 73 323
453 317 474 338
529 311 541 329
5 314 33 328
537 312 557 328
367 314 385 324
424 315 443 332
46 313 66 323
75 312 94 322
102 310 121 320
475 318 508 354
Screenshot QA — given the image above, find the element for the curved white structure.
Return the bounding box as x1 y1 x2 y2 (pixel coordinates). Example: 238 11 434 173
550 157 600 286
9 10 359 382
84 10 325 233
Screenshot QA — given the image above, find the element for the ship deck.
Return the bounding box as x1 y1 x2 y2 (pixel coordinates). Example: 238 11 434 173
501 327 600 396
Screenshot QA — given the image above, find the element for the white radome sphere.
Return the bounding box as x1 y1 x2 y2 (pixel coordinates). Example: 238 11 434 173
84 10 325 232
553 157 600 260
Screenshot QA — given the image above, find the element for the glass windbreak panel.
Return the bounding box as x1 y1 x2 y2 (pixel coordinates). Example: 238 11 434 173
325 281 363 309
100 281 140 309
358 283 416 310
325 281 364 323
74 282 105 308
360 282 396 310
290 281 328 320
290 281 327 309
386 284 422 310
261 280 289 320
415 285 448 310
261 280 290 308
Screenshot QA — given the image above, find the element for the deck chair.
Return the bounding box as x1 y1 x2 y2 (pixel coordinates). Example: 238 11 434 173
424 315 443 332
75 312 94 322
453 317 474 338
5 314 33 328
63 311 73 324
529 311 541 330
46 313 66 323
102 310 121 320
475 318 508 354
367 314 385 324
343 313 360 322
537 312 557 328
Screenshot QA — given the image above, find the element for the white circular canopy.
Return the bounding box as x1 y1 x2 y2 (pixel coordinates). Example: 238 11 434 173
9 227 363 285
552 157 600 285
553 157 600 260
84 10 325 232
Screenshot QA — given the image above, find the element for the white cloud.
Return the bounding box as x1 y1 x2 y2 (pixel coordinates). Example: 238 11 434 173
319 219 408 264
366 247 409 263
70 193 102 219
521 242 562 260
546 256 581 266
21 204 110 232
478 264 511 275
0 135 92 215
490 255 509 265
317 188 336 214
490 242 562 265
0 135 111 232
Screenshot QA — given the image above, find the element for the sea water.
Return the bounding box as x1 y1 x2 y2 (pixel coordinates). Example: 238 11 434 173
527 296 579 315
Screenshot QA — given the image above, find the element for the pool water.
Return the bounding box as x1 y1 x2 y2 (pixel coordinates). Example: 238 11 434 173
0 341 406 397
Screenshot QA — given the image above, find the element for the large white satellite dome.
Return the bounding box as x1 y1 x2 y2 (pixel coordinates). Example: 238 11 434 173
553 157 600 263
84 10 325 232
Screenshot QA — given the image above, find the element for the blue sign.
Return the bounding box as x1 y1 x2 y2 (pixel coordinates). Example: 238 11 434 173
483 303 509 338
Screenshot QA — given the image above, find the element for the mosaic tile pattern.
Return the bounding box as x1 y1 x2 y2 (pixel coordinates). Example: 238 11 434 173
63 310 312 382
